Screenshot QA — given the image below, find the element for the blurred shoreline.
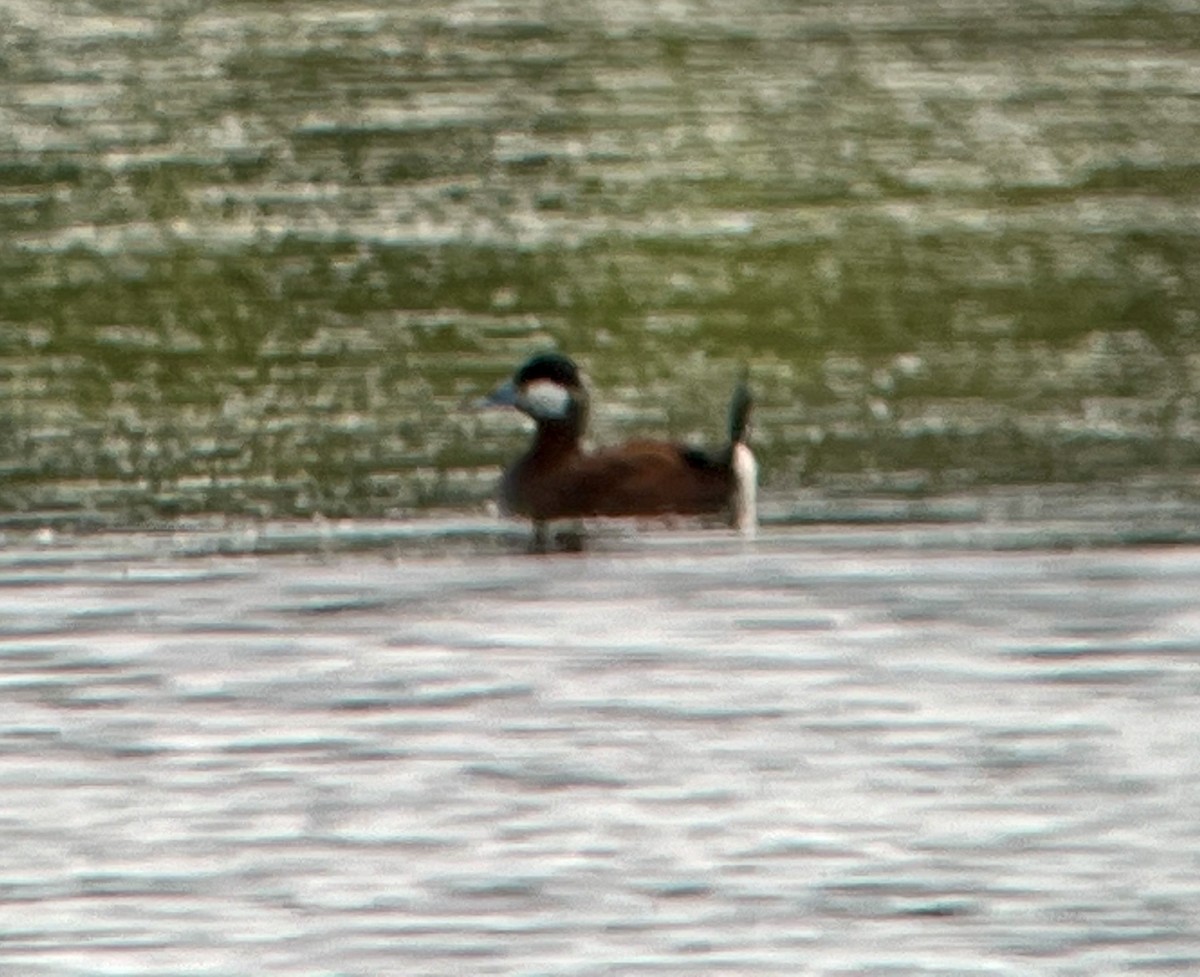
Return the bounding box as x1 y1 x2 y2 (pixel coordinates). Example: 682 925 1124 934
3 1 1199 521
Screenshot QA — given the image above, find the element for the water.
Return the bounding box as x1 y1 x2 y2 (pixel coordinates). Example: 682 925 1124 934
3 3 1200 965
2 505 1198 976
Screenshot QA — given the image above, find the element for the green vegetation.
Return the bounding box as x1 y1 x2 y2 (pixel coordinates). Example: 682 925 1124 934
1 0 1198 522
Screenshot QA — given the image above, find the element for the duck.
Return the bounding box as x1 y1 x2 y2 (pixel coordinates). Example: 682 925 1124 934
481 352 756 549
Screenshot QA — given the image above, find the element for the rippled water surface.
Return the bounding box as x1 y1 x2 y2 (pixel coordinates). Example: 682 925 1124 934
2 508 1198 976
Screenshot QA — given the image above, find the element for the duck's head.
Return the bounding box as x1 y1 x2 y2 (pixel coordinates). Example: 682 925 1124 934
482 352 588 436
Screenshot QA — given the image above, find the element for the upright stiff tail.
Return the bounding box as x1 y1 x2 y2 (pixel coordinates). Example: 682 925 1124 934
727 374 757 537
727 374 752 446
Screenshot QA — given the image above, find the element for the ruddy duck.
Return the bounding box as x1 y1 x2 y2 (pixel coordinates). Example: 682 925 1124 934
482 352 756 549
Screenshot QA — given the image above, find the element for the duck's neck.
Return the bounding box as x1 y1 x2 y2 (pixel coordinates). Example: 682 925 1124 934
528 390 587 458
529 420 583 458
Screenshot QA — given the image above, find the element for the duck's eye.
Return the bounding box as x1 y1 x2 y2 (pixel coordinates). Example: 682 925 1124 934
518 379 573 420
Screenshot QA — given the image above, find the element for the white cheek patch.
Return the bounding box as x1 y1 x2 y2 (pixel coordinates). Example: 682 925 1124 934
518 379 573 420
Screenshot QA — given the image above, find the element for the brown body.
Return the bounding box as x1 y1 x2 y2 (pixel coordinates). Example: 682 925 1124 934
502 432 735 522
